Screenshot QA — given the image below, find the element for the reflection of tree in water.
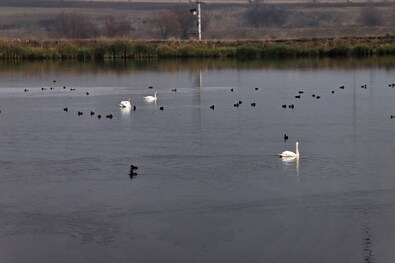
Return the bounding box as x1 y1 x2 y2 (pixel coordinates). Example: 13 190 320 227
361 210 374 263
2 57 395 76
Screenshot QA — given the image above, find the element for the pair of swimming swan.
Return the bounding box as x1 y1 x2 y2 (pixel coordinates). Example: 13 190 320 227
119 92 158 108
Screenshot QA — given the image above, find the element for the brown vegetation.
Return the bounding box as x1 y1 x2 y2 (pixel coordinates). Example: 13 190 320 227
149 10 182 39
104 16 133 38
52 12 100 39
0 36 395 60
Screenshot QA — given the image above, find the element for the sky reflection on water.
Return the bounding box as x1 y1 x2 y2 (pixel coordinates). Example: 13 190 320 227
1 58 395 263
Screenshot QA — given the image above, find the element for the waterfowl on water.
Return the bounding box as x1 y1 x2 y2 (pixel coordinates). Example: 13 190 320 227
279 142 299 158
210 105 215 110
119 99 132 108
129 165 138 178
144 92 157 102
284 134 289 141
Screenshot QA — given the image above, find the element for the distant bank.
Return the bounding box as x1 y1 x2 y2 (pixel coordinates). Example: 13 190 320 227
1 36 395 60
0 0 392 6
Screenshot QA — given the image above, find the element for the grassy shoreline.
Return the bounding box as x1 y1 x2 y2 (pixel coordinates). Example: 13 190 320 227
1 36 395 60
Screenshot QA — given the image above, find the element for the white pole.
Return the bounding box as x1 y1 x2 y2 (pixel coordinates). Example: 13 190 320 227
197 0 202 40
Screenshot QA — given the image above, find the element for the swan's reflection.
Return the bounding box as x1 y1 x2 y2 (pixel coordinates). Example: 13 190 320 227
120 107 131 117
144 98 157 108
281 156 300 175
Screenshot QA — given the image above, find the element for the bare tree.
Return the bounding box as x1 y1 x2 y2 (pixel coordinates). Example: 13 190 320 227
172 5 196 39
149 10 181 39
393 4 395 26
104 16 117 38
359 6 383 26
52 12 99 39
117 17 133 37
104 16 133 38
173 5 211 39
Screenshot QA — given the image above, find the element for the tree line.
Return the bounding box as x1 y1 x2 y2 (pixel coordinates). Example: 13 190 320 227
44 12 133 39
45 4 393 39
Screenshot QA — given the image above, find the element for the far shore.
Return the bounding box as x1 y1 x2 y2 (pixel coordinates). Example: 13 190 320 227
1 35 395 60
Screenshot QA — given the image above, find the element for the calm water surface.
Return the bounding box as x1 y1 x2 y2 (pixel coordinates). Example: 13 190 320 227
1 58 395 263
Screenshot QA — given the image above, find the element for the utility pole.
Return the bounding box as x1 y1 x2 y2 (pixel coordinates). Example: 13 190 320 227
197 0 201 40
190 0 202 40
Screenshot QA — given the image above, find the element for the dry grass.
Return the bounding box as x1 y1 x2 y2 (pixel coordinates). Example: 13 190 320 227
0 36 394 59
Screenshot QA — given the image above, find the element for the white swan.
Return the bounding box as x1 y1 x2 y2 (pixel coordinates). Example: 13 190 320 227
119 99 132 108
144 92 157 102
279 142 299 158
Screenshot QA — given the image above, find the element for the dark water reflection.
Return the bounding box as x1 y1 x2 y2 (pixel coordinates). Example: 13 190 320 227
2 56 395 74
1 57 395 263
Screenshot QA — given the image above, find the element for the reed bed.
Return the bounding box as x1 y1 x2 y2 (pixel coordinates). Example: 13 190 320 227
0 37 394 60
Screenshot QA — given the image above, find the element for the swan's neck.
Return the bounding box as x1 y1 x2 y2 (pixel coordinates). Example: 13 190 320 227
154 93 157 99
295 143 299 156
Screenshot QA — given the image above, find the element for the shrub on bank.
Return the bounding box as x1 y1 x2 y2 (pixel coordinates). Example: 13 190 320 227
236 46 261 58
260 45 320 58
326 45 351 57
351 45 373 57
128 44 156 58
376 44 395 56
156 44 179 57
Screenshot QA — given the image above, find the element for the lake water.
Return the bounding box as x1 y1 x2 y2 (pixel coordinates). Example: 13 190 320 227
1 58 395 263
